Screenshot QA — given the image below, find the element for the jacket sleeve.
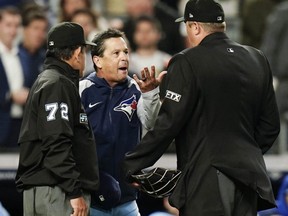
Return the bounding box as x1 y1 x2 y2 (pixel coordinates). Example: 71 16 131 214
122 54 198 177
254 53 280 154
37 79 82 198
136 83 161 132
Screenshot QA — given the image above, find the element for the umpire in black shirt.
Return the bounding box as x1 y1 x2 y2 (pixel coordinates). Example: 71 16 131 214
16 22 99 216
122 0 280 215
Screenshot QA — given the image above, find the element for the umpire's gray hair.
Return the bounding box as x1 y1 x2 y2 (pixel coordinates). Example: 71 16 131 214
199 22 226 33
187 21 226 33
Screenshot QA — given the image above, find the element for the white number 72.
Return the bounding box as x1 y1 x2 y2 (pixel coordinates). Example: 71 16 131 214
45 102 69 121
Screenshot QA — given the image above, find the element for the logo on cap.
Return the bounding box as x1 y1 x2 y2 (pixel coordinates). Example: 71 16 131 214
189 13 194 18
49 41 54 46
227 48 234 53
217 16 223 21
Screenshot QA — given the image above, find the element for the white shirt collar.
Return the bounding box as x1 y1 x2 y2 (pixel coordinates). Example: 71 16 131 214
0 40 19 55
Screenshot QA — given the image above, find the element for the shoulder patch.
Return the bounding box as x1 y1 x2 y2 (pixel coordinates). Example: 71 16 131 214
165 90 181 102
79 113 88 124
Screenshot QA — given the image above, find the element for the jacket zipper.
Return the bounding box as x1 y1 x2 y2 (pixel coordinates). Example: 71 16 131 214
109 87 116 176
109 87 113 124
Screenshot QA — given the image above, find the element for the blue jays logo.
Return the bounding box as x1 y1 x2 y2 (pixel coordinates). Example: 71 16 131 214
114 95 137 121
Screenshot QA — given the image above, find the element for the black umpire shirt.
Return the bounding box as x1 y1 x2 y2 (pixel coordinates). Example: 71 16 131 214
123 32 280 215
16 57 99 198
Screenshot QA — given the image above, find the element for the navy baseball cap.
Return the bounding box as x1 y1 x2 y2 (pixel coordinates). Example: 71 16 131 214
91 171 121 210
47 22 96 49
175 0 225 23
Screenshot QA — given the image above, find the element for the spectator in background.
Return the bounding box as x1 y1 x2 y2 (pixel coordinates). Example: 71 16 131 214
58 0 91 22
59 0 109 75
71 8 99 42
240 0 281 48
58 0 109 30
129 15 171 78
159 0 180 11
18 4 48 88
0 6 27 150
71 8 101 76
123 0 185 55
261 0 288 153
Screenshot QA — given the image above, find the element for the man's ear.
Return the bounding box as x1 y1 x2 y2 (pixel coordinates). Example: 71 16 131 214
93 55 102 69
74 47 82 62
187 21 201 35
190 22 201 36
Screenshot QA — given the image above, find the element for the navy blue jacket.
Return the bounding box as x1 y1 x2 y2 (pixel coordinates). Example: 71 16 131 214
0 45 43 146
18 43 45 88
0 50 40 146
80 72 160 206
0 59 11 144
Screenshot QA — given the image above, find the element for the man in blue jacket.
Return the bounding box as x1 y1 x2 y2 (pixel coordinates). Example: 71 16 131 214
79 28 166 216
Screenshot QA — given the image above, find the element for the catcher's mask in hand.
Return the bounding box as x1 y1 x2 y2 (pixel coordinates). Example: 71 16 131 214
131 167 181 198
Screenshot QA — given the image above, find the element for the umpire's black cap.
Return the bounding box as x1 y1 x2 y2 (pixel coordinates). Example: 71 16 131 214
47 22 96 49
175 0 225 23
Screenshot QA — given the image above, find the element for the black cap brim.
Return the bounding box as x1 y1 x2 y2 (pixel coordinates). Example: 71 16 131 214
175 17 185 23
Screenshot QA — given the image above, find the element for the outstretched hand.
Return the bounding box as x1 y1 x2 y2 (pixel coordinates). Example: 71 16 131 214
133 66 167 93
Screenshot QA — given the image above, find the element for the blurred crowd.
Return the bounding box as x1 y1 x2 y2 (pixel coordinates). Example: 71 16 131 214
0 0 186 152
1 0 288 154
1 0 288 216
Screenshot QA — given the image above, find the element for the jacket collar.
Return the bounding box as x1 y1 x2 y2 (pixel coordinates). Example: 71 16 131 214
199 32 229 46
43 56 80 87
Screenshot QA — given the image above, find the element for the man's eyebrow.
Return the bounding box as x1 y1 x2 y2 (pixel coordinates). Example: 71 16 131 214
111 48 129 52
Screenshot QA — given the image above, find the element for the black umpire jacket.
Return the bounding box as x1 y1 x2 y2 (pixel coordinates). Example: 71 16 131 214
123 32 280 215
16 57 99 198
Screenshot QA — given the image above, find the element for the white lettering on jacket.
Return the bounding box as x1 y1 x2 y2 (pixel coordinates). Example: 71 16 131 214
165 90 181 102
